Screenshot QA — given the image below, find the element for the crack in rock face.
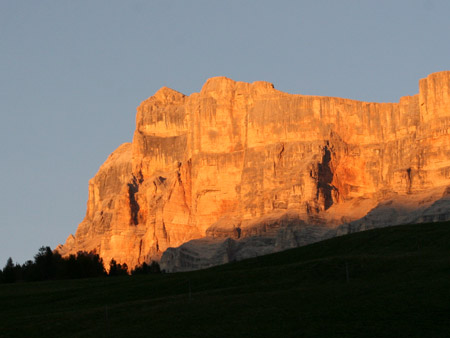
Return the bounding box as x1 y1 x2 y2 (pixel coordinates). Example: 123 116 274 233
128 177 140 226
317 145 337 211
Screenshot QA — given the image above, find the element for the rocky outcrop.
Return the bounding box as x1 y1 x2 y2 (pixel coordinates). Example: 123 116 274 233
161 186 450 272
57 71 450 271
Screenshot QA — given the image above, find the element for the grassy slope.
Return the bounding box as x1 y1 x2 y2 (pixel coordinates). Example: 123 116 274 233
1 221 450 338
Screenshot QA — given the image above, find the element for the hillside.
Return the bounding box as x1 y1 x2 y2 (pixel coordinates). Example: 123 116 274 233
2 221 450 337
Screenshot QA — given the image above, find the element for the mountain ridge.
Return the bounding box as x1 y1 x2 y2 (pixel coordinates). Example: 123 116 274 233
57 71 450 271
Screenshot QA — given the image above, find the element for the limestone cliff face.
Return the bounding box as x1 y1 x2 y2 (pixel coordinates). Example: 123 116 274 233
57 71 450 270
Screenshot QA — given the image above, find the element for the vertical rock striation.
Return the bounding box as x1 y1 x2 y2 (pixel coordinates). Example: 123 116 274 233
57 71 450 271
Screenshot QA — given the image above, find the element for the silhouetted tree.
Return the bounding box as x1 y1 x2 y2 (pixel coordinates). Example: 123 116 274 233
58 251 105 279
131 261 161 275
131 262 146 275
2 258 16 283
73 251 106 278
20 260 35 282
149 261 161 273
1 247 108 283
108 259 128 276
33 246 62 280
131 262 147 275
64 254 79 278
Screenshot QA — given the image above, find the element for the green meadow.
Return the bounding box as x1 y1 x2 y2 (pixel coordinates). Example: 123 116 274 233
1 221 450 337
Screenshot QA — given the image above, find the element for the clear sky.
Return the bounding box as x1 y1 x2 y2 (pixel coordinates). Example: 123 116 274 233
1 0 450 266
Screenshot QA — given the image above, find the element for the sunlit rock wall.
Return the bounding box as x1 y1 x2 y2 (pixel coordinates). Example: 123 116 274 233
57 71 450 270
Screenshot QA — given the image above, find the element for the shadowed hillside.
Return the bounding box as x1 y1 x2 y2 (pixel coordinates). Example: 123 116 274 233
2 221 450 337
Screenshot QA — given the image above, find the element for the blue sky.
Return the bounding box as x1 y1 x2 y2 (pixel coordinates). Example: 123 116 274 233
1 0 449 265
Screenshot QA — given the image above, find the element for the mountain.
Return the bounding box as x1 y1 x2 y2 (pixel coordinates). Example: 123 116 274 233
57 71 450 271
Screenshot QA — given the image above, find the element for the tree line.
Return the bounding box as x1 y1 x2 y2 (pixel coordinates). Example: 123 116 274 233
0 246 160 283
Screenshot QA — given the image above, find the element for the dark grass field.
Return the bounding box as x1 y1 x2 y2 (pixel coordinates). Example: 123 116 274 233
1 221 450 337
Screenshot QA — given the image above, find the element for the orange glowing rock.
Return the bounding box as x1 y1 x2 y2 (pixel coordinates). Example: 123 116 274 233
57 71 450 271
